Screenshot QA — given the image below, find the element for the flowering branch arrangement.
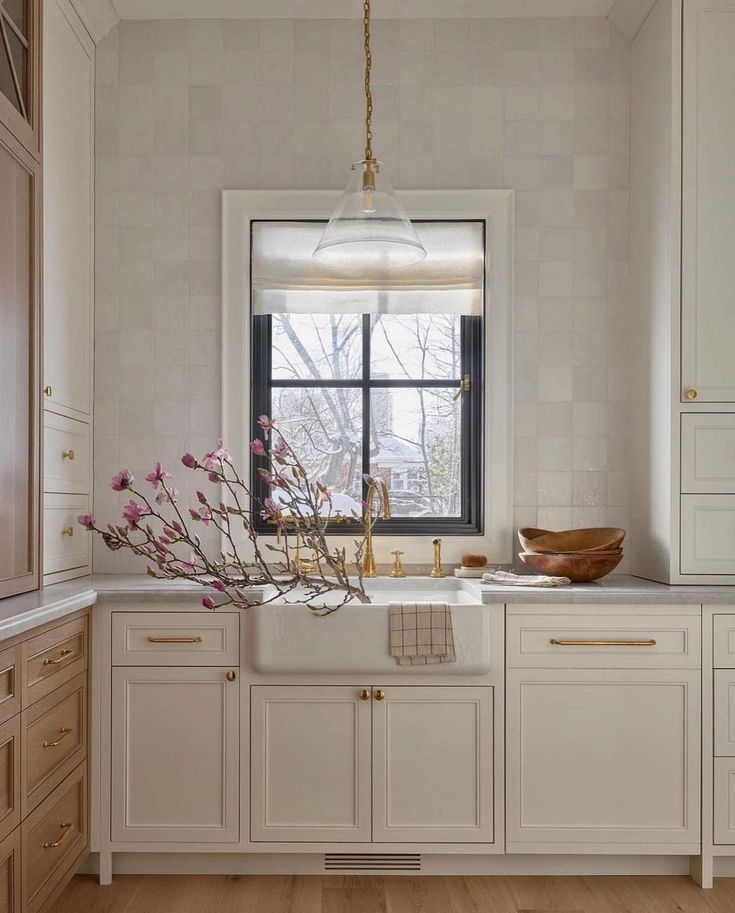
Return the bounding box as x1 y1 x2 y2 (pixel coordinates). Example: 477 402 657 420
78 416 372 614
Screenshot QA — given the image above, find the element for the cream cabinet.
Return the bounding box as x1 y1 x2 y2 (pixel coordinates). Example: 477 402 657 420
111 666 240 844
506 668 701 851
250 684 494 845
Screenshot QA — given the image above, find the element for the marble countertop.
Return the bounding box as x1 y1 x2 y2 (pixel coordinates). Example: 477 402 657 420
3 572 735 644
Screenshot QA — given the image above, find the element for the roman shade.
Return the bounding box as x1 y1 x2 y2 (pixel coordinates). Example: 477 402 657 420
251 220 484 315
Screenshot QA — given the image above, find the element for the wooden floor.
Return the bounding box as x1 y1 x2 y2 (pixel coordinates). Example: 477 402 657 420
53 873 735 913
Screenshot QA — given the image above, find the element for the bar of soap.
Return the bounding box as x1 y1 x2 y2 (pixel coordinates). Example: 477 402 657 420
461 553 488 568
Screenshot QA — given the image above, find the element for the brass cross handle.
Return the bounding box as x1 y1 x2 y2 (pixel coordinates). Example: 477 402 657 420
62 449 75 460
61 526 74 537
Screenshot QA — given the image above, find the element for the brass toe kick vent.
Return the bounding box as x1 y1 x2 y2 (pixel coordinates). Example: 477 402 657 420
324 853 421 873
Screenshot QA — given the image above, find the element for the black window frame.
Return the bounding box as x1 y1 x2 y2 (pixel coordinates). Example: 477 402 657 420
250 219 485 537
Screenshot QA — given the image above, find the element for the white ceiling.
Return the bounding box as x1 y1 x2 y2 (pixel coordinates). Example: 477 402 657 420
110 0 617 20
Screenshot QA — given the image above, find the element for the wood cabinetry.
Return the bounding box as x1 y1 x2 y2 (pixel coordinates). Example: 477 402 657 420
251 684 494 845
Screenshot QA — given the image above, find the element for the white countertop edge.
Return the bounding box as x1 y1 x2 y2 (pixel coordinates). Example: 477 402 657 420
0 587 97 642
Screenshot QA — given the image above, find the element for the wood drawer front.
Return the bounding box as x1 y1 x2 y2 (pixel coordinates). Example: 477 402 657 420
0 718 21 845
681 495 735 575
22 617 88 708
682 413 735 493
22 763 87 913
0 649 20 727
506 613 701 668
715 758 735 844
714 614 735 667
0 827 21 913
22 674 87 817
43 413 90 495
111 612 240 666
43 494 91 576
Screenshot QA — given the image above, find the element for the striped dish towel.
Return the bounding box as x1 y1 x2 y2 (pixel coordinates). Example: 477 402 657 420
389 602 456 665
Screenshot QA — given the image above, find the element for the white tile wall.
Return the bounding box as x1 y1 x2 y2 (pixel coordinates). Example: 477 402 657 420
93 16 631 572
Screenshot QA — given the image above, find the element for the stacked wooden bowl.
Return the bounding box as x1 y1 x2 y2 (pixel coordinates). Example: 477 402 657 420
518 527 625 583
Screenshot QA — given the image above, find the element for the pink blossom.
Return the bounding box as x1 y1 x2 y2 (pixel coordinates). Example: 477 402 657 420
111 469 135 491
145 462 173 489
77 514 95 530
208 472 221 483
181 453 197 469
197 491 208 504
200 507 212 527
202 441 232 471
258 415 274 430
250 438 266 456
123 500 147 528
260 498 280 522
155 487 179 505
211 580 226 592
202 596 215 610
189 509 201 521
272 436 289 457
178 553 197 571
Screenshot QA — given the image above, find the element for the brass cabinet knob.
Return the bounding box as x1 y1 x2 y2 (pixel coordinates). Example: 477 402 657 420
685 389 698 401
225 670 237 682
374 689 385 701
359 689 370 701
62 449 75 461
61 526 74 537
43 385 52 397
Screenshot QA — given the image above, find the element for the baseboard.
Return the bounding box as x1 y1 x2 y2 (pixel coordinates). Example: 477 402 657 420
715 857 735 877
80 852 697 878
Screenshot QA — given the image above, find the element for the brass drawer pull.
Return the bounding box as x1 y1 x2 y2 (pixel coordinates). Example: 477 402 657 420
147 635 203 644
43 648 78 666
62 449 75 461
42 727 73 748
550 638 657 647
61 526 74 537
43 822 73 849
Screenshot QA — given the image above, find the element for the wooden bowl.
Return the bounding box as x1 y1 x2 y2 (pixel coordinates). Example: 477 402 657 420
519 551 623 583
518 527 626 554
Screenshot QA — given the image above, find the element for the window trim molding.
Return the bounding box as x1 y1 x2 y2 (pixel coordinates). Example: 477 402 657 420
222 189 514 566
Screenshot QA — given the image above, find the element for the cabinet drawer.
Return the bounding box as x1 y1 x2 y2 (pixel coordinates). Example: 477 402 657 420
43 494 91 576
714 614 735 667
715 758 735 844
0 717 21 844
0 647 20 726
0 827 21 913
22 674 87 816
681 495 735 575
112 612 239 666
22 617 88 707
43 413 90 495
506 610 701 668
22 763 87 913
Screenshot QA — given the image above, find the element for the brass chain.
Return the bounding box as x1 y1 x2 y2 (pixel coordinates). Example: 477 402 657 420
363 0 373 162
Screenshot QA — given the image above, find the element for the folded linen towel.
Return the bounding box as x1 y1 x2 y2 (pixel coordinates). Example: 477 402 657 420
389 602 456 665
482 570 571 587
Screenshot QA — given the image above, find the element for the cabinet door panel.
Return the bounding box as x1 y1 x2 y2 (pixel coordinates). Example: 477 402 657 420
372 686 493 844
715 670 735 756
250 685 371 843
506 669 700 849
0 126 39 598
0 828 21 913
111 667 239 843
715 758 735 844
682 1 735 401
680 495 735 575
0 0 39 155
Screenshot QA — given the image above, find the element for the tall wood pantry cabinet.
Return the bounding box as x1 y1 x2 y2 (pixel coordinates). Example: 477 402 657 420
0 0 41 599
631 0 735 583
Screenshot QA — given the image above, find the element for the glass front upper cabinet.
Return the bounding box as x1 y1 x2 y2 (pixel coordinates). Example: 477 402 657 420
0 0 39 156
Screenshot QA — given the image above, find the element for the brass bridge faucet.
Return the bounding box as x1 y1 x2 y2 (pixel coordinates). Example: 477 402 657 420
430 537 446 579
361 478 391 578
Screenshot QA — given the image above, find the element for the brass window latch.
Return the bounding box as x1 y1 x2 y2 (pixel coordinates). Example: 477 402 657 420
453 374 471 401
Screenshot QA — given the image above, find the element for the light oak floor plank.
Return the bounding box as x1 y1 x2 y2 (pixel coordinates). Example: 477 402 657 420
53 873 735 913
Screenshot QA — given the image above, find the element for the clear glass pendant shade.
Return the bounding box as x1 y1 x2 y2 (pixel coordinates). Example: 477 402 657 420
313 160 427 269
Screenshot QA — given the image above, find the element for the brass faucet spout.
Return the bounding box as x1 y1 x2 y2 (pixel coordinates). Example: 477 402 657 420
361 478 391 577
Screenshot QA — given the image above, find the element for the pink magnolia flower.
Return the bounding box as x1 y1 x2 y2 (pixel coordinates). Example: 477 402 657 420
111 469 135 491
155 487 179 505
200 507 213 526
122 500 147 528
250 438 266 456
272 436 289 458
202 596 215 610
181 453 197 469
202 441 232 471
77 514 95 530
260 498 280 522
258 415 274 430
208 472 221 483
211 580 226 592
178 553 197 571
197 491 208 504
189 509 201 521
145 462 173 489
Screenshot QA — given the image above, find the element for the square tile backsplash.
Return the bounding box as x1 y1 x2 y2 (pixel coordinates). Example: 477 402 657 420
93 16 631 572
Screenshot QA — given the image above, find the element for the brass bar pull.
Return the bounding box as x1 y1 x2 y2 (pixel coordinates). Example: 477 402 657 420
43 822 73 849
550 638 657 647
43 727 73 748
43 648 76 666
147 635 203 644
62 449 75 460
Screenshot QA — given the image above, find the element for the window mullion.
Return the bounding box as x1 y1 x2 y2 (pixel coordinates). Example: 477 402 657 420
361 314 371 505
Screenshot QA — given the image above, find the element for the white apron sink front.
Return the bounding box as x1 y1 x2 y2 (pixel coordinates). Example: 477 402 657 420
245 578 493 675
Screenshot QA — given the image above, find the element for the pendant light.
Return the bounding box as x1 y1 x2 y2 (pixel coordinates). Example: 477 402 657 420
313 0 427 269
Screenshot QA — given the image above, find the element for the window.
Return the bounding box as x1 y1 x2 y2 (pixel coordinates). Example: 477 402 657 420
251 308 484 534
223 190 513 563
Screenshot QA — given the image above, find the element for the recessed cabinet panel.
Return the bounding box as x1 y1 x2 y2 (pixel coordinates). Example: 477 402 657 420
372 686 493 844
715 758 735 844
681 495 735 575
506 669 700 849
682 414 735 493
111 612 240 666
43 413 90 495
714 614 735 667
111 667 239 844
0 717 20 844
0 828 21 913
251 686 372 843
42 494 91 578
